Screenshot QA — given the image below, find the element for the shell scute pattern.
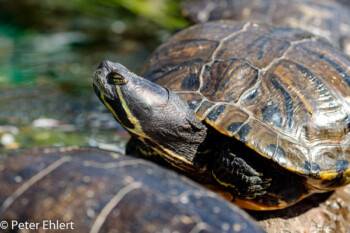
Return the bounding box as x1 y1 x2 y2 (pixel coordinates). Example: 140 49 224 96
215 31 291 69
287 41 350 93
142 21 350 176
310 145 342 171
206 104 249 137
141 21 248 87
239 119 278 158
202 59 259 103
336 159 349 173
277 137 308 174
195 101 215 121
143 40 216 92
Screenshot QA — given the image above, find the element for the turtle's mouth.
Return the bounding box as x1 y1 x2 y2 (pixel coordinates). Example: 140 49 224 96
92 83 102 99
92 69 101 89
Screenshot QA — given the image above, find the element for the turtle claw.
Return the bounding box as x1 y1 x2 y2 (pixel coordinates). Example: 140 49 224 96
257 172 264 177
254 191 267 196
213 147 271 199
263 178 272 183
246 183 269 192
240 190 267 199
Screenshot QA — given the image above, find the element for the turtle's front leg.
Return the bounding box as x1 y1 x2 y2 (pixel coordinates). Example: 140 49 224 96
212 144 271 199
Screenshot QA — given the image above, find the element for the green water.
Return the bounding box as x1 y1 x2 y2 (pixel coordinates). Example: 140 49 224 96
0 0 186 153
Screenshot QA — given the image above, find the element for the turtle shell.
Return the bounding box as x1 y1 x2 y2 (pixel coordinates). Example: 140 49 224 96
0 147 265 233
181 0 350 56
141 21 350 184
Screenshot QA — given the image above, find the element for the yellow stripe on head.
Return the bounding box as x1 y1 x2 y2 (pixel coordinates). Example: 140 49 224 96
115 86 148 138
100 93 122 125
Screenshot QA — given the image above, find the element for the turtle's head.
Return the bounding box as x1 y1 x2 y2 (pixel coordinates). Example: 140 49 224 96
93 60 131 101
93 60 207 161
93 60 161 135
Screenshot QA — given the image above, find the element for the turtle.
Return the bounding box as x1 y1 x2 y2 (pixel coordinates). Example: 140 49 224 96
0 146 265 233
93 20 350 210
180 0 350 57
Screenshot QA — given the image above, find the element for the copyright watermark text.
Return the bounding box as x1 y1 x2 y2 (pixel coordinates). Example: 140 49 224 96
0 220 74 231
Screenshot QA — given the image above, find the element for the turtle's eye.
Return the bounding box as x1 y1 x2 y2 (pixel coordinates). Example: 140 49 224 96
108 72 128 85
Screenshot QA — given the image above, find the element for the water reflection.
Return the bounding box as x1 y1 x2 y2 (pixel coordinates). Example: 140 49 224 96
0 1 179 152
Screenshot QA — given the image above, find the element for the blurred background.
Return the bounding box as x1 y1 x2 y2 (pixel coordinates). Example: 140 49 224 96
0 0 187 153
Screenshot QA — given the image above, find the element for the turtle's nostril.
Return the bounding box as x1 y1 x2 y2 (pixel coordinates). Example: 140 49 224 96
97 60 111 70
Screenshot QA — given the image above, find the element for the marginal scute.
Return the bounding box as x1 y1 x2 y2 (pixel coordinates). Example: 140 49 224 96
205 105 249 137
227 122 243 135
207 105 226 122
342 145 350 170
310 145 342 173
237 119 278 157
265 144 277 158
303 161 321 176
266 144 286 165
336 159 349 173
195 101 215 121
277 137 308 174
237 124 252 143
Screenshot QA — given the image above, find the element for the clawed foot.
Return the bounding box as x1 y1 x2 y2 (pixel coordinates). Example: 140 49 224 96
212 150 271 199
